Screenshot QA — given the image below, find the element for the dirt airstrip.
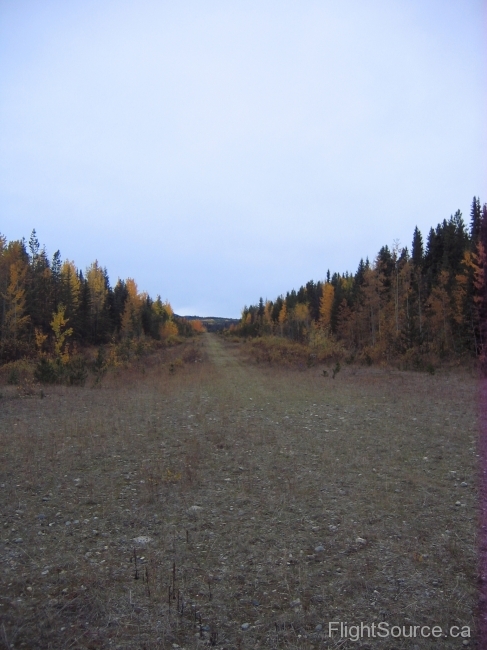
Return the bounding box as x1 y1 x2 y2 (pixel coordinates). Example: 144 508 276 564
0 334 480 648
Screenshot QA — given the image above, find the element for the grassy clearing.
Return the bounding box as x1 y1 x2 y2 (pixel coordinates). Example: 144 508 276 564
0 334 480 649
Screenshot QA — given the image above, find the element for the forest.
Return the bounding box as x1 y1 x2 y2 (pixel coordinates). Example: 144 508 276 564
237 197 487 370
2 196 487 377
0 230 204 381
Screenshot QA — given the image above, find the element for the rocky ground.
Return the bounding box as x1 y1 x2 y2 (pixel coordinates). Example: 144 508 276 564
0 334 480 648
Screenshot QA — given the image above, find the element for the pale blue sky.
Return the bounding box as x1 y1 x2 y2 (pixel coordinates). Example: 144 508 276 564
1 0 485 317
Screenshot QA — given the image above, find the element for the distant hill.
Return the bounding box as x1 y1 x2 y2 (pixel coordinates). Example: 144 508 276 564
177 315 240 332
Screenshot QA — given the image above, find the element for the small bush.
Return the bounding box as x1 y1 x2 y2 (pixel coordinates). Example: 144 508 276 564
34 356 88 386
169 358 184 374
17 378 37 397
307 353 317 367
93 346 107 372
247 337 309 366
183 346 201 363
66 356 88 386
7 367 19 385
34 358 60 384
0 359 34 386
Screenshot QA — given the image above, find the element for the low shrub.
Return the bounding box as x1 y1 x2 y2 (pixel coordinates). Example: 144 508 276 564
0 359 35 386
7 367 19 385
34 355 88 386
245 335 345 368
66 356 88 386
34 358 61 384
246 337 309 366
182 346 201 363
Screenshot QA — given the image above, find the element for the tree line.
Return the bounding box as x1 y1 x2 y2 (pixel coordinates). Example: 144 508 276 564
238 197 487 370
0 229 203 365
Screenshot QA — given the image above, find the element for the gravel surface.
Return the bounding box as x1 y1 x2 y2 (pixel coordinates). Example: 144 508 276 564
0 334 480 648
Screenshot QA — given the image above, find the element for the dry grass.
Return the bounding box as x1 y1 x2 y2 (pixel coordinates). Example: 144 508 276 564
0 334 480 649
240 335 343 369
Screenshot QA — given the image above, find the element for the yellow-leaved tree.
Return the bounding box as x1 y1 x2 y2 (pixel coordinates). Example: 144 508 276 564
264 300 273 330
34 328 48 356
290 303 310 341
278 301 287 335
121 279 143 339
51 305 73 362
319 283 334 331
87 261 107 337
161 320 178 340
191 319 206 333
2 259 30 348
292 303 310 327
61 260 81 313
160 301 178 340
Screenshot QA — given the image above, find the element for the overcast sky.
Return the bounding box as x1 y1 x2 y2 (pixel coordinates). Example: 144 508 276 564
1 1 485 317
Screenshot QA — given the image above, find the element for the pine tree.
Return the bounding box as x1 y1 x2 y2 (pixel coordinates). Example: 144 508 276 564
412 227 424 268
477 204 487 372
411 227 424 342
27 240 52 333
470 196 482 246
306 280 322 322
112 279 129 334
354 259 366 289
51 250 62 311
271 297 283 323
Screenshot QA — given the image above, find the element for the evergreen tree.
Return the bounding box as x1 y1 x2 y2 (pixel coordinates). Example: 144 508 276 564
478 204 487 372
271 296 283 323
51 250 62 311
470 196 482 246
296 285 307 304
112 279 129 334
411 227 425 342
285 290 297 311
355 259 366 287
306 280 322 321
27 242 52 333
411 227 424 268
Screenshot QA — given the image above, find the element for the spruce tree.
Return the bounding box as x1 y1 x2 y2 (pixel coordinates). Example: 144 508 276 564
479 204 487 373
51 250 62 311
411 227 424 268
470 196 482 246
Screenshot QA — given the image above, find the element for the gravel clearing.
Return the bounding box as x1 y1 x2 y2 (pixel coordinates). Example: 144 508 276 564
0 334 480 648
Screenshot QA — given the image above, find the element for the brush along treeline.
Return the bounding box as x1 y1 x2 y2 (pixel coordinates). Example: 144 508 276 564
236 197 487 369
0 229 205 383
